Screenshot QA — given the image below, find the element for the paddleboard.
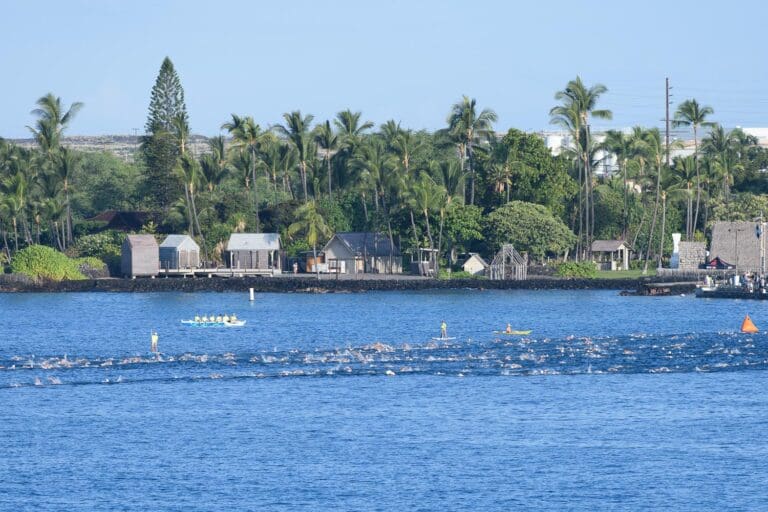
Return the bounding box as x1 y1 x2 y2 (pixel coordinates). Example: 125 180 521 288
493 330 532 335
431 336 456 341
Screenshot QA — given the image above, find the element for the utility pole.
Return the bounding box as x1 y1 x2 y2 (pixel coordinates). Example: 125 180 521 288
665 77 671 167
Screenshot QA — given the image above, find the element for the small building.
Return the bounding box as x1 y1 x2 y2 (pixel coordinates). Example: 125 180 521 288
461 253 488 276
159 235 201 270
709 221 764 272
121 234 159 278
323 232 402 274
488 244 528 280
591 240 631 271
225 233 282 272
411 247 439 276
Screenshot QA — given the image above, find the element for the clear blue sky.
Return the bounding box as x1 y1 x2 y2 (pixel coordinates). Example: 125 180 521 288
2 0 767 138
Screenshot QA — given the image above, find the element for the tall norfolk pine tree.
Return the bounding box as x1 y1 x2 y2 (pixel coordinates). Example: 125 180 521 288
142 57 188 209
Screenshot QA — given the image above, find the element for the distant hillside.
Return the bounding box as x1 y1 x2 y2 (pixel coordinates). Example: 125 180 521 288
7 134 212 162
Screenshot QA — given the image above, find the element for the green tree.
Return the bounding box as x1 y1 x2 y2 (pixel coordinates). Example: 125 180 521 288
673 98 715 237
286 200 331 279
145 57 188 133
484 201 576 261
222 114 266 231
549 77 612 258
142 58 188 209
446 96 497 205
314 120 339 200
277 111 315 202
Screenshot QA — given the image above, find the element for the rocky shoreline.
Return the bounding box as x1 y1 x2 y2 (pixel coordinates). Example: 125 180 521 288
0 275 698 294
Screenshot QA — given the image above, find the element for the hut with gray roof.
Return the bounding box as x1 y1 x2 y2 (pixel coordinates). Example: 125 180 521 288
709 221 764 272
225 233 282 273
121 234 159 278
322 232 402 274
591 240 631 271
159 235 200 270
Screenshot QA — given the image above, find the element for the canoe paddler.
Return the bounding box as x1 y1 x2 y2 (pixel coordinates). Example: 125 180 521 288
505 323 513 334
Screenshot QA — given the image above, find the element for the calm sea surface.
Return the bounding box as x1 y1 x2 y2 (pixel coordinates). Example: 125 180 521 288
2 289 768 510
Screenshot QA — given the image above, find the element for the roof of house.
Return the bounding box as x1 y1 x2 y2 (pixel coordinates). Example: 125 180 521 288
125 234 158 249
462 253 489 268
328 232 401 257
160 234 199 249
710 221 761 270
591 240 630 252
226 233 281 251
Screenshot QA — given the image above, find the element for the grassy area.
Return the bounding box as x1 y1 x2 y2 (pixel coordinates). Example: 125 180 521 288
595 268 657 279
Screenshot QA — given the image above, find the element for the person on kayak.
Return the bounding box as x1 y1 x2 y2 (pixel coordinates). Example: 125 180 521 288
505 323 513 334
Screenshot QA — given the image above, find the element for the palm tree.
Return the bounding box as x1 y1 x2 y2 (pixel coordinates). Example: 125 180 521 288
199 136 229 195
314 120 339 200
287 200 331 280
446 96 497 205
601 130 634 238
51 147 80 245
673 98 714 238
408 173 444 251
276 111 315 202
702 124 742 210
550 77 612 257
222 114 265 230
670 156 697 240
638 129 665 274
27 93 83 156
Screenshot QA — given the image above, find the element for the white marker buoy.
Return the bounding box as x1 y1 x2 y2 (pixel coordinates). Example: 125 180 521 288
249 288 255 301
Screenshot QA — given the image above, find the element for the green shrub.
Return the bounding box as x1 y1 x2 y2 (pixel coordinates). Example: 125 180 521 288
74 231 124 275
555 261 597 278
11 245 86 281
437 269 486 280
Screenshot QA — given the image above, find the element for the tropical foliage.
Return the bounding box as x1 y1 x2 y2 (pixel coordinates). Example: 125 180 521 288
2 62 768 277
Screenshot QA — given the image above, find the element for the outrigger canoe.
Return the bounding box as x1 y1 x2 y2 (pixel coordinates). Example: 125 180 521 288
181 320 246 327
493 330 532 335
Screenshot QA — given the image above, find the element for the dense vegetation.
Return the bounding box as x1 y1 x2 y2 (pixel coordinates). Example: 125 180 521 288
2 57 768 275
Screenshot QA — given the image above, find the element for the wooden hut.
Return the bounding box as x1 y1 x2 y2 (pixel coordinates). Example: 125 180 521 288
159 235 200 270
323 232 402 274
225 233 282 272
461 253 489 276
121 234 159 278
591 240 631 271
488 244 527 280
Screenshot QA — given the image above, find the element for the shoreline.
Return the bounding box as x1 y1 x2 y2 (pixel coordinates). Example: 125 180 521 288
0 275 698 294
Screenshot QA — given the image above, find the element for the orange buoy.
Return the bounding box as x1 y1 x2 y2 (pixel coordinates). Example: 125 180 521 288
741 314 759 334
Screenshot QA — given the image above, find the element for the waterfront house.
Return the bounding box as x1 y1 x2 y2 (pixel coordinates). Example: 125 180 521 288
225 233 282 272
709 221 764 272
461 253 489 276
322 232 402 274
121 234 159 278
159 235 200 270
591 240 631 271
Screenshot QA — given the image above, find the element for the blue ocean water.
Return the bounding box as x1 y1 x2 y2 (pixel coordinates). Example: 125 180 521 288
1 290 768 510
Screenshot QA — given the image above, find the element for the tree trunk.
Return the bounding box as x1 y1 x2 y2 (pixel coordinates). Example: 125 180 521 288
300 161 309 202
251 150 261 232
327 155 333 201
643 166 662 274
658 193 667 269
12 218 18 253
423 210 433 250
313 244 319 281
183 185 194 236
692 127 701 238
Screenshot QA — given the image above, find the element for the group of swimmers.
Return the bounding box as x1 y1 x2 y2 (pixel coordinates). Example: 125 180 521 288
193 313 238 324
